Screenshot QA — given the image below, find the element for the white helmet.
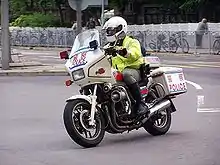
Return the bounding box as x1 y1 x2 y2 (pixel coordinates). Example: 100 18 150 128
103 16 128 43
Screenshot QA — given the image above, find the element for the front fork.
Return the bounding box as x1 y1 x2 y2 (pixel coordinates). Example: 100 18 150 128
89 84 98 126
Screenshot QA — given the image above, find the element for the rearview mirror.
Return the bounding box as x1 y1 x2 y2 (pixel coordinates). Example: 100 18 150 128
89 40 98 50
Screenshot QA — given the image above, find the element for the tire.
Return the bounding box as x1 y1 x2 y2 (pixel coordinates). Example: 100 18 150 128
169 39 178 53
162 41 170 52
213 40 220 55
181 39 189 53
63 99 105 148
149 42 160 52
143 107 171 136
143 89 172 136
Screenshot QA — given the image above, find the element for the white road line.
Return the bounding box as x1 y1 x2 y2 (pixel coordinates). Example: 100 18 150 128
197 108 220 113
186 80 203 90
40 56 60 59
197 95 205 107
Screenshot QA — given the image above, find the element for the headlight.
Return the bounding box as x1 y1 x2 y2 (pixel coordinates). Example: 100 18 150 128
72 69 85 81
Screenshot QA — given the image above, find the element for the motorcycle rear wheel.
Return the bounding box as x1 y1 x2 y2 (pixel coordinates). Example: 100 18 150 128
143 89 172 136
143 108 171 136
63 99 105 148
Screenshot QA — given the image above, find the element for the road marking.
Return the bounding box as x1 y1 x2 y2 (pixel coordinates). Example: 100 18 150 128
190 64 220 68
197 108 220 113
185 80 220 113
163 64 198 68
185 80 203 90
40 56 60 59
190 61 220 64
187 82 220 113
163 63 220 68
197 95 205 107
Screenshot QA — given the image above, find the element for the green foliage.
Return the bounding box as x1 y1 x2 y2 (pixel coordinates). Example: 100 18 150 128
179 0 206 10
10 13 61 27
9 0 67 27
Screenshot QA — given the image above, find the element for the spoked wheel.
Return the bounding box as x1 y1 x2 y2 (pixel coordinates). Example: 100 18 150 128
153 111 168 128
213 40 220 55
149 42 160 52
181 39 189 53
162 42 170 52
144 108 171 135
168 39 178 53
63 99 105 148
143 89 172 136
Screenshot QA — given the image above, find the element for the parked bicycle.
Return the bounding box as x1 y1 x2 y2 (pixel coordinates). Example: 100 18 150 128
169 31 189 53
212 36 220 55
148 31 189 53
148 33 169 52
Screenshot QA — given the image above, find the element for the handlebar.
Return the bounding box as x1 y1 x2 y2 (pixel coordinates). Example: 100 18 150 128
103 46 117 57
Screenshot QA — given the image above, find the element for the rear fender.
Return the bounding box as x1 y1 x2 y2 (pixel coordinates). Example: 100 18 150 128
66 95 92 104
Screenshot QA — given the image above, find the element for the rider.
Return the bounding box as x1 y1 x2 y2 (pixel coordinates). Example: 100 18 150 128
103 16 149 117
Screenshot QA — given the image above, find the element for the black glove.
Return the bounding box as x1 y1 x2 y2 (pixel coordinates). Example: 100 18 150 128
117 48 127 57
105 47 117 57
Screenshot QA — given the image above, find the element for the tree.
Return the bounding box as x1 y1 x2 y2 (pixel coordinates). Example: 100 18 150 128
109 0 127 15
9 0 67 25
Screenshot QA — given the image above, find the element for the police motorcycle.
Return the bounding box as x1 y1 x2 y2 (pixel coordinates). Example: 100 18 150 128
60 29 187 148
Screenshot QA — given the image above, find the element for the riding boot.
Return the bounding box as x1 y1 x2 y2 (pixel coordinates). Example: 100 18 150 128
128 82 149 116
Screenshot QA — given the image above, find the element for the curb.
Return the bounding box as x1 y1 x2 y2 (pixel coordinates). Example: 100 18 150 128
0 70 69 76
0 62 43 68
12 46 66 51
150 52 204 57
12 46 218 57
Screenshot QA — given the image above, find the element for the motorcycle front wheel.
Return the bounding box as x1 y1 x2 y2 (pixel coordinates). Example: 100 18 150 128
63 99 105 148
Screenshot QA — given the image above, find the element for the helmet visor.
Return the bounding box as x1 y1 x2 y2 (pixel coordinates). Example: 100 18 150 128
106 25 122 36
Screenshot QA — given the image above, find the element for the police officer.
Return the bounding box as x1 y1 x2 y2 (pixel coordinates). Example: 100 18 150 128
103 16 149 117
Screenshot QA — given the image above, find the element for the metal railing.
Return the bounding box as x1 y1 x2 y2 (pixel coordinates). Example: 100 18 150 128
0 27 220 55
143 31 220 55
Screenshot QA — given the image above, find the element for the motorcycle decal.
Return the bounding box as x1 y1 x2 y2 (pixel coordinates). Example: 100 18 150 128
95 68 105 75
168 82 187 93
167 75 172 83
178 73 184 81
165 73 187 94
69 51 88 69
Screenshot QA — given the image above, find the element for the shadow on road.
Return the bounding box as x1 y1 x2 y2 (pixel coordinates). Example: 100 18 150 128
102 131 185 147
59 131 188 150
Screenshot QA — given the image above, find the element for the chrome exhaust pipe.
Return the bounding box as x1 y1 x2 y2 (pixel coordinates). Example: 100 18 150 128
142 99 171 124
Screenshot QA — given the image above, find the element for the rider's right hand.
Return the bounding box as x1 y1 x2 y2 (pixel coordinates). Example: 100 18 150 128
105 47 117 57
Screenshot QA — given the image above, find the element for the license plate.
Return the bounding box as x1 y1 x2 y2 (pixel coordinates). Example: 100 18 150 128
165 72 187 94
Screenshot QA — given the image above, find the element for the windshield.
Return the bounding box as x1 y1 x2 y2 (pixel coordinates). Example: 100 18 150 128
71 29 100 54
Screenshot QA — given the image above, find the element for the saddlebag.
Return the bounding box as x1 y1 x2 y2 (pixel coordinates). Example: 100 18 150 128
150 67 187 97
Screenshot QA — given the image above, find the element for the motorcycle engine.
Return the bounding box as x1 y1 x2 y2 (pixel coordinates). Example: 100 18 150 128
109 85 131 116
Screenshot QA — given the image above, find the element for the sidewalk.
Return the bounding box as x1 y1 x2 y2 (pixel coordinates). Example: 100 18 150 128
13 46 217 57
1 46 219 76
0 54 68 76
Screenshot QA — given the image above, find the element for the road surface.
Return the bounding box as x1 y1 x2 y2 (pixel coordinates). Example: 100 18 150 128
1 59 220 165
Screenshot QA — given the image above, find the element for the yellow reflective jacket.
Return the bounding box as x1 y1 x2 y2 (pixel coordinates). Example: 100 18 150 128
111 36 144 72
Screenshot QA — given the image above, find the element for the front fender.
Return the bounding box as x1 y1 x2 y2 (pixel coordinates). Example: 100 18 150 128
66 95 92 104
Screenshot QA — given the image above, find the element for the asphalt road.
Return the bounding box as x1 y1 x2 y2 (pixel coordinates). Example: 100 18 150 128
12 47 220 67
1 62 220 165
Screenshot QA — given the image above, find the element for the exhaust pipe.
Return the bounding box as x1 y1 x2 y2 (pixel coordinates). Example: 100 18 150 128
142 99 171 124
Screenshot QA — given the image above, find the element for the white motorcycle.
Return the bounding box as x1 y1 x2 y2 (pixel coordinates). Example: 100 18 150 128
60 29 187 148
